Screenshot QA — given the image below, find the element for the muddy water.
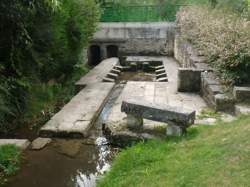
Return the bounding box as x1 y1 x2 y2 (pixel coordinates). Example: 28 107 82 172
6 84 125 187
6 72 152 187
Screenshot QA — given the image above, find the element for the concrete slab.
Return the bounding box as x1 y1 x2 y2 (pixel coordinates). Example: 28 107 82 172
75 58 118 89
40 83 115 138
0 139 30 150
106 57 207 133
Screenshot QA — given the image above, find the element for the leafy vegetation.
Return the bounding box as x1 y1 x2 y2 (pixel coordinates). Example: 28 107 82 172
176 2 250 85
0 0 100 133
0 145 21 185
98 115 250 187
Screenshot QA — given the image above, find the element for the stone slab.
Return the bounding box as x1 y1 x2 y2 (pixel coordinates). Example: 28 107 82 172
75 58 118 88
121 99 196 126
156 73 167 79
235 104 250 115
234 86 250 102
0 139 30 150
103 77 115 83
157 77 168 82
107 73 119 79
214 94 235 113
40 83 115 138
31 138 52 150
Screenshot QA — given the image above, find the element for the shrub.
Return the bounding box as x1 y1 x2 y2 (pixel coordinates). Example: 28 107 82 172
176 5 250 85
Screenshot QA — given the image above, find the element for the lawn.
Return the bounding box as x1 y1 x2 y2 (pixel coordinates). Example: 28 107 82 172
98 115 250 187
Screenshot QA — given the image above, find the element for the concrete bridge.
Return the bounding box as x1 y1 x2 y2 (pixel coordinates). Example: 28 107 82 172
88 22 175 65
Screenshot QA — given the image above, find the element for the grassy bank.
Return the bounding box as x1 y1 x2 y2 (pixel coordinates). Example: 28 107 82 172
98 115 250 187
0 145 21 186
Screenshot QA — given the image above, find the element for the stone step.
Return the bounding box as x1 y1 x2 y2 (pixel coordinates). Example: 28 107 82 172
235 104 250 115
234 86 250 102
103 77 115 83
157 77 168 82
156 73 167 79
107 73 119 80
155 68 166 74
142 62 151 72
114 65 124 71
111 68 121 75
155 65 164 70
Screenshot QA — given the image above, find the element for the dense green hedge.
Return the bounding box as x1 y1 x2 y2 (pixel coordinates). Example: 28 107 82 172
0 0 100 133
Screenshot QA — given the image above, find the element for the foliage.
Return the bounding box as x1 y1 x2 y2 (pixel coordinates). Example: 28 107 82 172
98 115 250 187
0 145 21 185
0 0 100 133
176 5 250 85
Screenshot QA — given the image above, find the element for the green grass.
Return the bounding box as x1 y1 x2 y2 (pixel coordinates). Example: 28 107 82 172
98 115 250 187
0 145 21 185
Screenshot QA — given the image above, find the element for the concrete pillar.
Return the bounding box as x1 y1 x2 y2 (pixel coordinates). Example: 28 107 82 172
166 121 185 137
127 114 143 130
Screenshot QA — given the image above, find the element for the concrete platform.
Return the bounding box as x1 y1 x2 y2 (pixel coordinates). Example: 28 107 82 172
40 83 115 138
106 57 207 133
0 139 30 150
75 58 118 89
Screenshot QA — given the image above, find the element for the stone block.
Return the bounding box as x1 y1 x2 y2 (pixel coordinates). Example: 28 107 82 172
107 73 119 80
111 68 121 75
121 99 196 128
235 104 250 115
207 85 224 96
114 65 124 71
127 114 143 130
178 68 202 92
157 77 168 82
155 65 164 70
31 138 52 150
233 86 250 102
215 94 235 113
156 73 167 79
155 68 165 74
166 122 185 137
103 77 115 83
0 139 31 150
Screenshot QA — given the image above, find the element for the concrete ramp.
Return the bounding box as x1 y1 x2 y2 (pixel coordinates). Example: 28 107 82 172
40 83 115 138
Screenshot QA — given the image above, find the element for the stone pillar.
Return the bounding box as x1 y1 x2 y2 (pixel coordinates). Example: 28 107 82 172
166 122 185 137
100 45 107 60
127 114 143 131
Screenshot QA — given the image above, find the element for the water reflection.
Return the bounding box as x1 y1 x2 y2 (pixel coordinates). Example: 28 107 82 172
74 137 112 187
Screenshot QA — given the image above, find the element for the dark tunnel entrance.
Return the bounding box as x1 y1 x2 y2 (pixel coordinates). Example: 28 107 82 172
107 45 119 58
88 45 101 66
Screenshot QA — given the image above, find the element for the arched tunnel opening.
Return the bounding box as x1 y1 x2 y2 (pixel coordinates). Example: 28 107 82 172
88 45 101 66
107 45 119 58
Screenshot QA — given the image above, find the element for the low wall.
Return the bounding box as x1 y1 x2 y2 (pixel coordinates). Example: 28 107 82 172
91 22 175 58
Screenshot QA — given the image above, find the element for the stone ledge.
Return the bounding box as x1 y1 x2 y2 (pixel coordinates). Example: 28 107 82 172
0 139 31 150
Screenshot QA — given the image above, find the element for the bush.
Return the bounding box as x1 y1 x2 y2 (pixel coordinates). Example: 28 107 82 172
176 5 250 85
0 0 100 133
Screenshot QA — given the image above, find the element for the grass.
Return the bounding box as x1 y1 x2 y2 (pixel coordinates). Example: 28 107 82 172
0 145 21 185
98 115 250 187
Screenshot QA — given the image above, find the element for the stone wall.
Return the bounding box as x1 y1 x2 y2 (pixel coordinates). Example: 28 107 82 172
91 22 175 58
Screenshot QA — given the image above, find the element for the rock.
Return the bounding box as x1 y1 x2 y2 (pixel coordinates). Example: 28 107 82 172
178 68 202 92
31 138 52 150
166 122 184 136
0 139 31 150
233 86 250 102
127 114 143 130
195 118 217 125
